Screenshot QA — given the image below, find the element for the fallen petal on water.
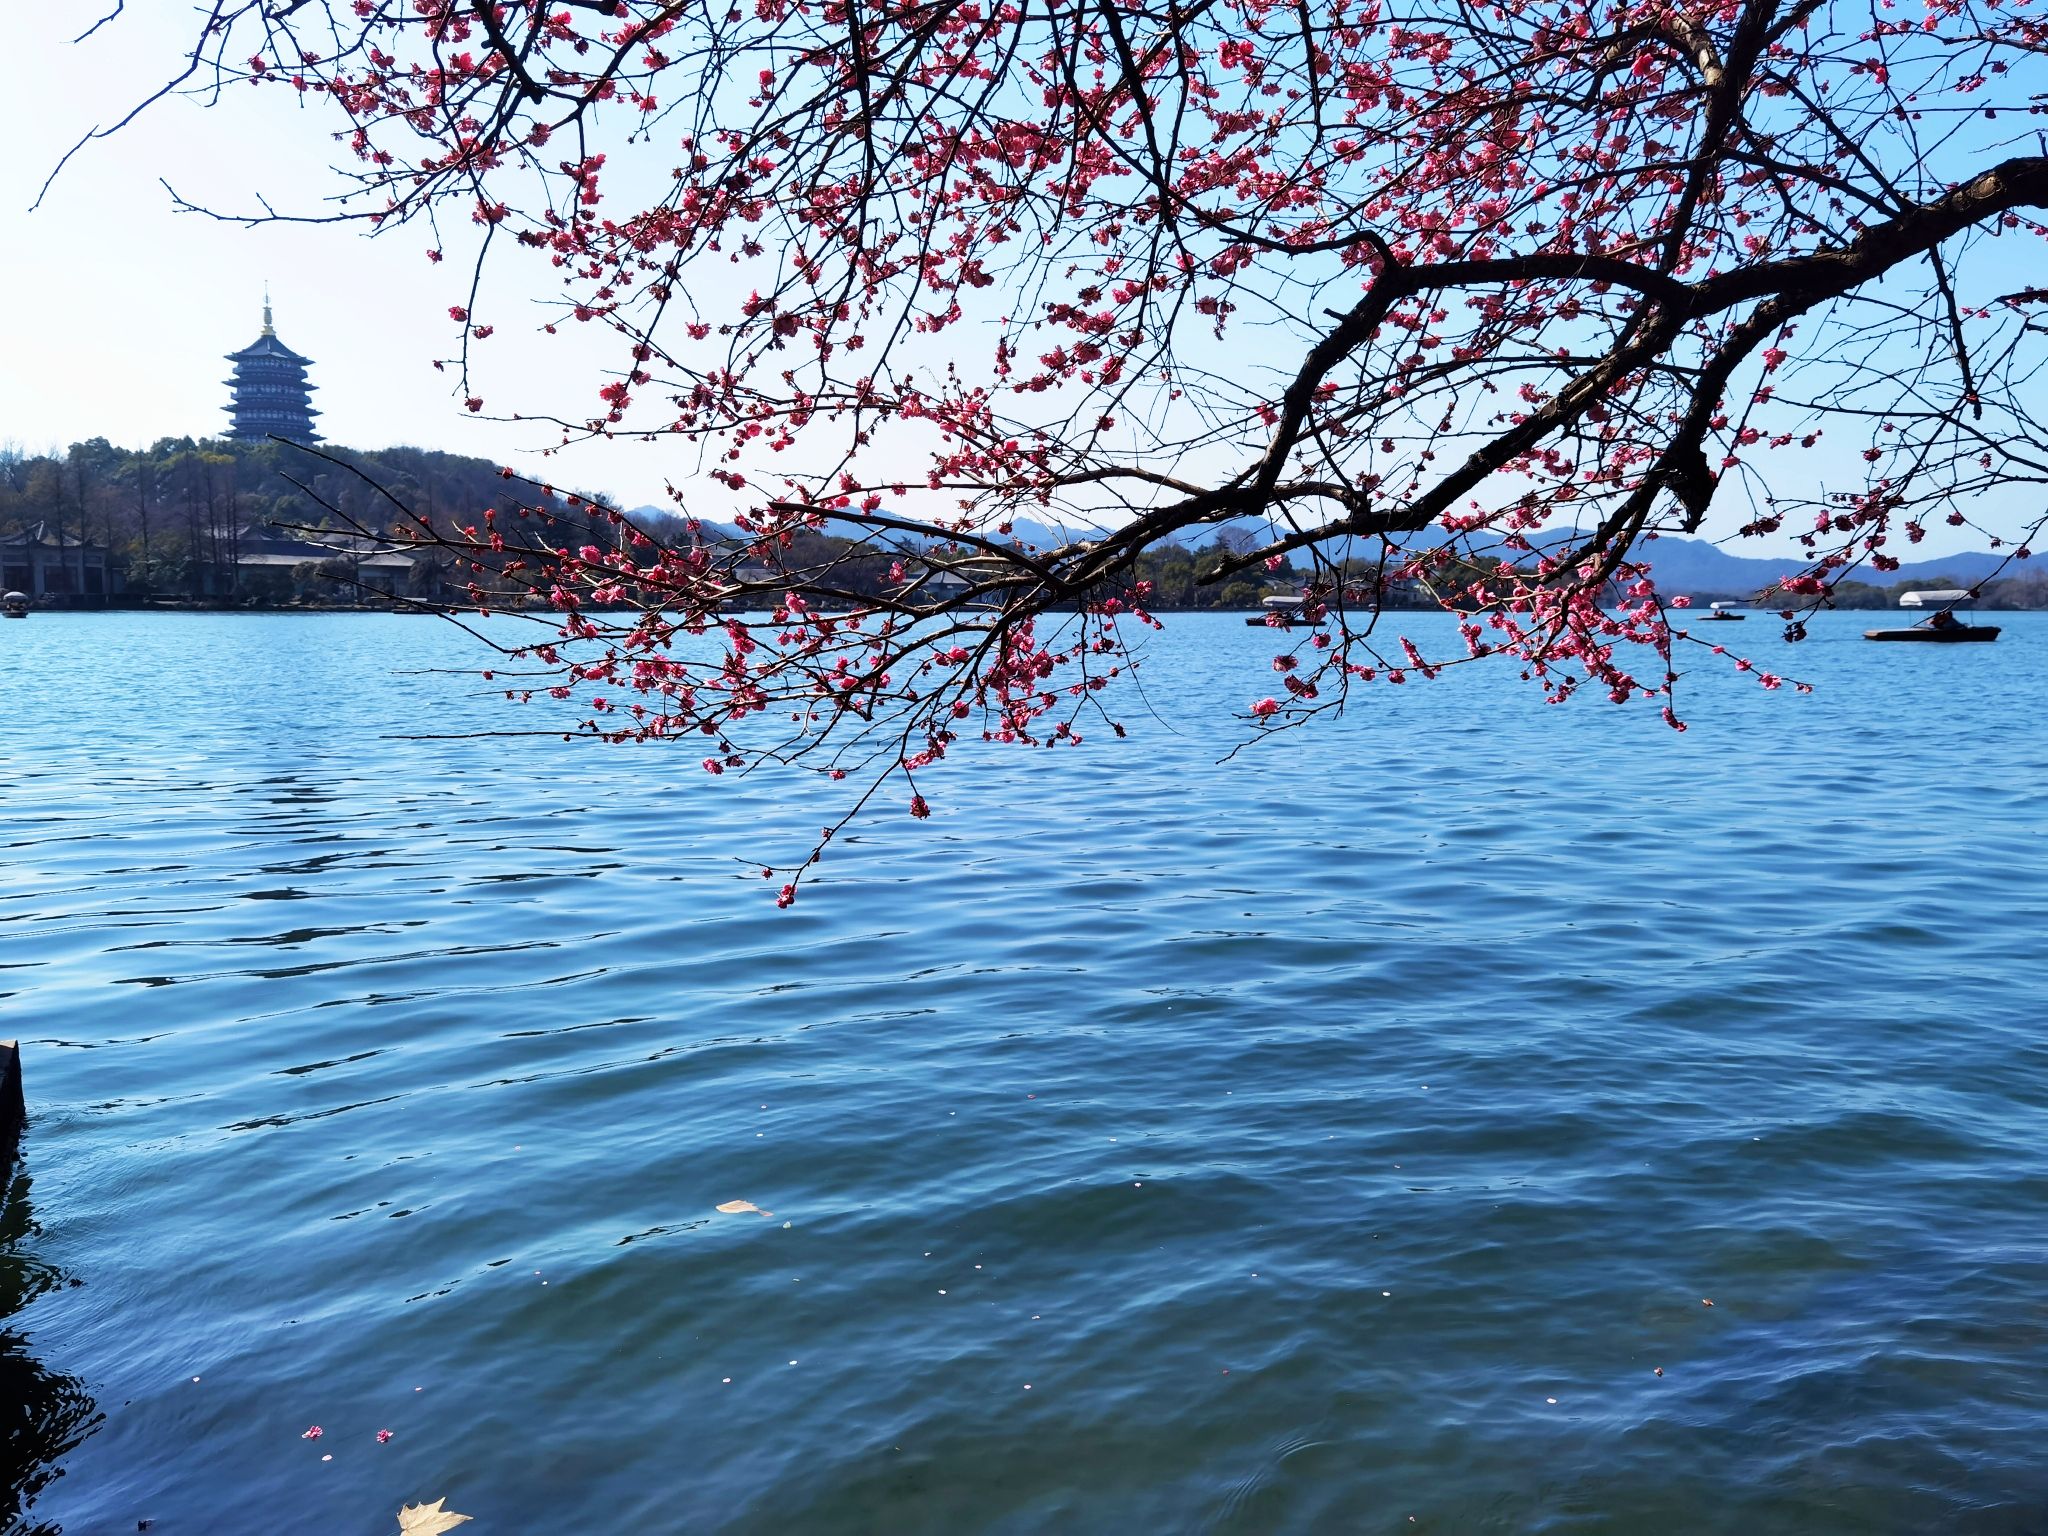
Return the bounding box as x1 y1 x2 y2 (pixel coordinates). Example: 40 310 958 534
397 1497 474 1534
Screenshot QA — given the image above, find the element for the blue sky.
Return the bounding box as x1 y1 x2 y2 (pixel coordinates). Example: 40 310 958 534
3 6 665 501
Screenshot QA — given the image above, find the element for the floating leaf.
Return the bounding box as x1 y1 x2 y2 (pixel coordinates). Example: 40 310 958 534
716 1200 773 1218
398 1497 473 1534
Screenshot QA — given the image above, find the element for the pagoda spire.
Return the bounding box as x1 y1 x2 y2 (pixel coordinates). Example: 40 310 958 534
262 283 275 337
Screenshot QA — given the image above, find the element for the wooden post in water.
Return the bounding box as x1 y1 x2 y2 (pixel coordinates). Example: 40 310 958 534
0 1041 21 1166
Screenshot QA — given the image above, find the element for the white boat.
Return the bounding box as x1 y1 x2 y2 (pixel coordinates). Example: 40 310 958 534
1865 589 1999 643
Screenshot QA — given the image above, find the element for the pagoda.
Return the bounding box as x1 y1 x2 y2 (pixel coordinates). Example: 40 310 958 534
223 292 321 442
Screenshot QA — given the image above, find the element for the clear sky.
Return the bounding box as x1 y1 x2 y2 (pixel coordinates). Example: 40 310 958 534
4 6 2025 559
2 5 680 506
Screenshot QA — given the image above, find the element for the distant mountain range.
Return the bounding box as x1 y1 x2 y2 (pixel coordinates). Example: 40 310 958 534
627 504 2009 593
1184 519 2012 594
1192 513 2011 592
625 506 1107 552
623 505 739 538
1618 535 2008 595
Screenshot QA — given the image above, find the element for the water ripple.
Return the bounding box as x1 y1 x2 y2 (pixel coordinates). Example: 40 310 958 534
3 611 2048 1533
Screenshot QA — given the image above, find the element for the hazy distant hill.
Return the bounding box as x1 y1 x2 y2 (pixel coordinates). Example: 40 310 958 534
628 506 1109 552
1190 511 2011 593
1624 535 2008 595
625 503 2010 593
624 505 743 540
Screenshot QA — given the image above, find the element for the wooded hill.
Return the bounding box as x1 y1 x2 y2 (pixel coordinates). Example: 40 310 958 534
0 438 662 603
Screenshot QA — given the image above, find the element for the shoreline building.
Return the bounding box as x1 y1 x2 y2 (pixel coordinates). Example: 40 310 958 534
235 524 421 598
223 294 321 443
0 522 120 601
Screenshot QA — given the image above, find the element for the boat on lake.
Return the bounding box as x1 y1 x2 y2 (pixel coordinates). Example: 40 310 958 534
1700 601 1747 621
1246 593 1307 626
2 591 27 620
1864 589 2000 643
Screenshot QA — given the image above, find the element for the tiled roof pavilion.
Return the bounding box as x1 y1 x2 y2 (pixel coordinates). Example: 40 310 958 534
0 521 118 598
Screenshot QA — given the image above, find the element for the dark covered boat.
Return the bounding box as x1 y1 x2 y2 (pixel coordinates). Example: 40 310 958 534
1864 589 2000 643
1865 624 1999 642
1247 593 1307 626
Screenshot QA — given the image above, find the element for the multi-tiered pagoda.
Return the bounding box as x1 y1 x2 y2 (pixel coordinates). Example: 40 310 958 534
223 294 321 442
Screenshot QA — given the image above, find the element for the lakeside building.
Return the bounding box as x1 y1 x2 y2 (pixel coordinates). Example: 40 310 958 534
0 522 121 600
223 295 321 443
234 524 422 598
892 559 993 608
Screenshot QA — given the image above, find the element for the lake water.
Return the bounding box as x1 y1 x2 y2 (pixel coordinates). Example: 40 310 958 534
4 609 2047 1534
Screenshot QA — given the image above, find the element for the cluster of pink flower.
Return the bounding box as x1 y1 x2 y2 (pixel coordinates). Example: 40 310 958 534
207 0 2048 896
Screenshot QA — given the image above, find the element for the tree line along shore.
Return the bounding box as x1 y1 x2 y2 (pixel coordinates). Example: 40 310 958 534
5 438 2041 614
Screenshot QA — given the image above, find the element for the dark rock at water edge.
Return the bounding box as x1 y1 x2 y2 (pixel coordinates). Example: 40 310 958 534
0 1043 21 1170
